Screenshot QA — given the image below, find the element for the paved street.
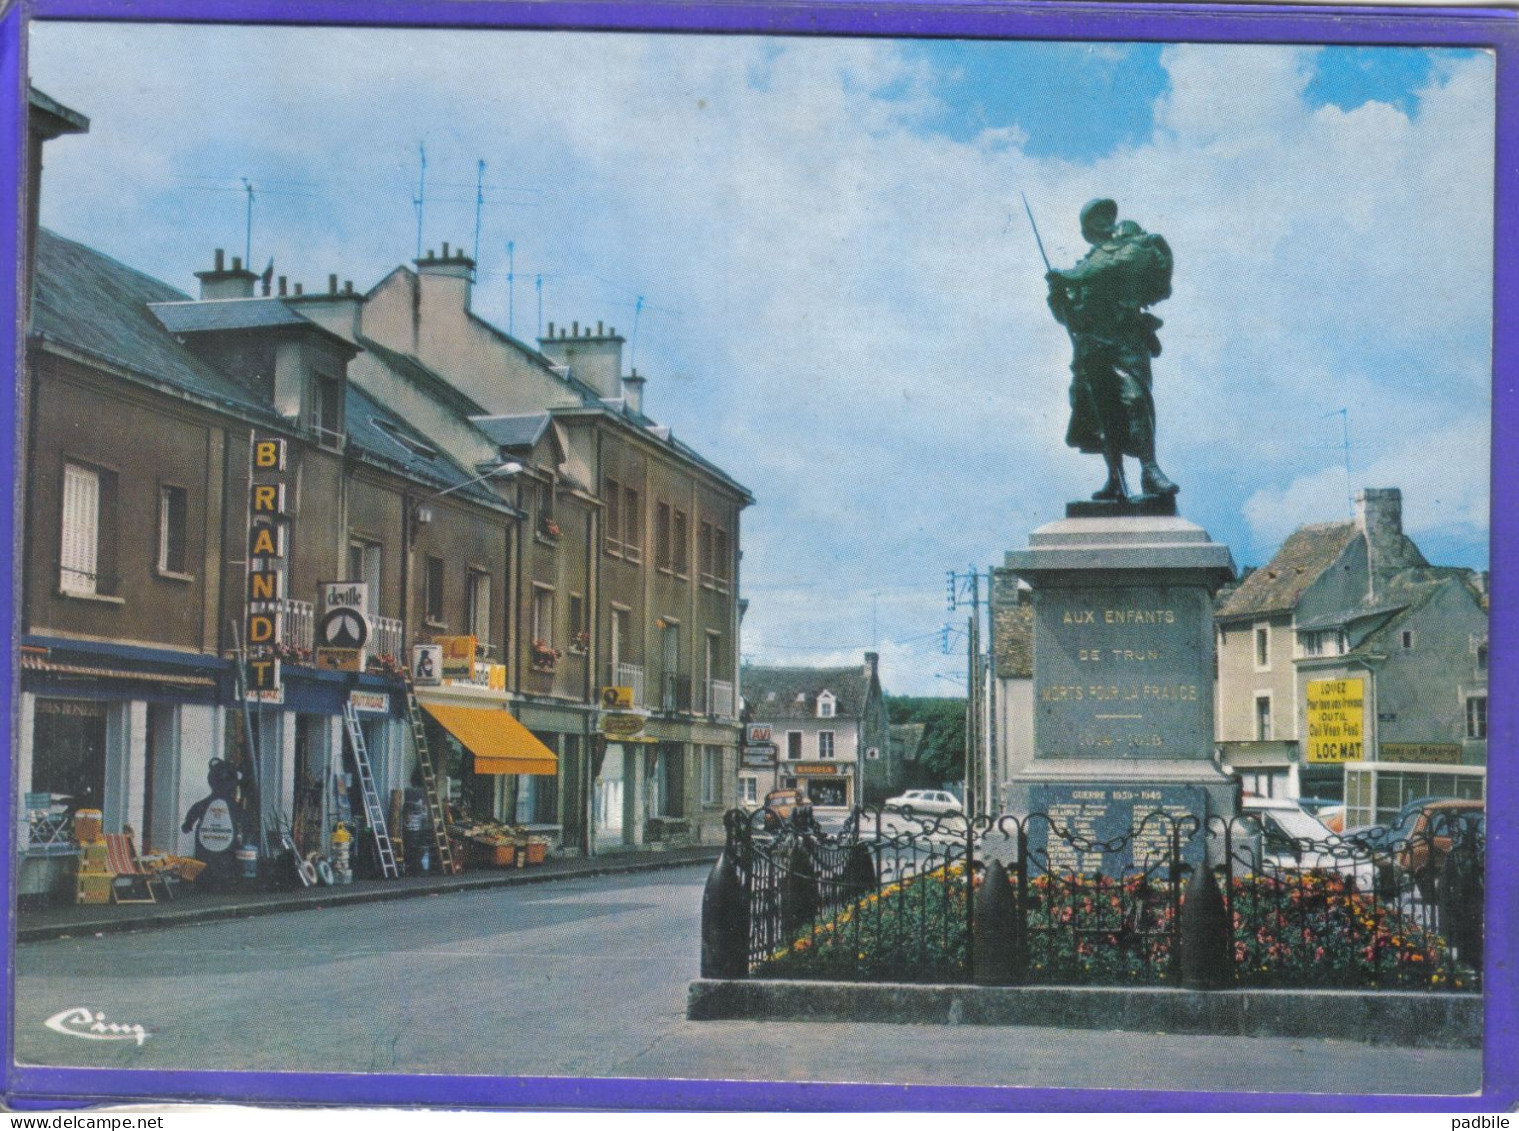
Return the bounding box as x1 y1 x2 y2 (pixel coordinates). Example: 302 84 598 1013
13 863 1480 1098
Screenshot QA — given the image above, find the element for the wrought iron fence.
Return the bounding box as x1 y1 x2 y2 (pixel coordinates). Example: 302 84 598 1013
701 803 1484 992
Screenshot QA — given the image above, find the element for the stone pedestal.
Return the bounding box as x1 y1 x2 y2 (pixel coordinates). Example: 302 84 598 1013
1005 515 1237 863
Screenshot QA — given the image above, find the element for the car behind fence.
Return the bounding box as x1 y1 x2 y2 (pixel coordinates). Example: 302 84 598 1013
700 805 1484 992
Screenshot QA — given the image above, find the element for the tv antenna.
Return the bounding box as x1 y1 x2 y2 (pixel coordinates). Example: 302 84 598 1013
472 159 485 268
1326 407 1353 517
240 178 255 267
412 143 427 260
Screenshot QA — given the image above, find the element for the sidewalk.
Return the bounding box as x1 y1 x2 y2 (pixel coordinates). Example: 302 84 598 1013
16 844 721 943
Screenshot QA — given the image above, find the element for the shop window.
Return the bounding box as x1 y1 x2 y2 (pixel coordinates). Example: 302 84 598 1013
424 555 445 626
157 484 189 576
738 776 758 805
60 461 117 596
31 699 108 812
1466 694 1487 740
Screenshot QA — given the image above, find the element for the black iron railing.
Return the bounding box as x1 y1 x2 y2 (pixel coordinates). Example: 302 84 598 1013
701 805 1484 992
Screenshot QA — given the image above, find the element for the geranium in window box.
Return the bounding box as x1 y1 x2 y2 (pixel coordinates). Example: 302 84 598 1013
538 516 562 540
567 630 591 656
530 639 561 672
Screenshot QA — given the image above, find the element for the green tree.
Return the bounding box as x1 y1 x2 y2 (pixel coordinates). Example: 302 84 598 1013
887 696 966 787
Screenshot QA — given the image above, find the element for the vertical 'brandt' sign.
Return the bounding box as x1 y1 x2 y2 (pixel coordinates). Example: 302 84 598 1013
246 436 290 698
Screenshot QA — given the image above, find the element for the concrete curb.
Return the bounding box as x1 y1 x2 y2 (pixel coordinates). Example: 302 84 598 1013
19 851 719 943
686 978 1482 1048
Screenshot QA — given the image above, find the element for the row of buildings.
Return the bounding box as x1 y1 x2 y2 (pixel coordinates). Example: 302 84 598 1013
17 88 752 890
990 487 1489 825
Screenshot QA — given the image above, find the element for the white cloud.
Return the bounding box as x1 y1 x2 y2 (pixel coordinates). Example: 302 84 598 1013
29 27 1494 694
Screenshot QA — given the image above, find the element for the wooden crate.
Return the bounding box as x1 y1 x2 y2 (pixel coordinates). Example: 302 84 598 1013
75 872 113 904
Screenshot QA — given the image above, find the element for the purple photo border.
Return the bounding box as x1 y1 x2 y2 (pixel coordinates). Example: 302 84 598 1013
2 0 1514 1113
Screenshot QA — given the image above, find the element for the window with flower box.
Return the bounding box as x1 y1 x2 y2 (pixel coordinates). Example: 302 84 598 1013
531 584 557 672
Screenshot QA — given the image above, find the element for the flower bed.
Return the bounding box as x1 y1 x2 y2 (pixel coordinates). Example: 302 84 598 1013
761 863 969 983
757 865 1475 990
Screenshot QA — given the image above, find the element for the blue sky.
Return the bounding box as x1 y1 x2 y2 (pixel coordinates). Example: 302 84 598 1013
28 26 1495 695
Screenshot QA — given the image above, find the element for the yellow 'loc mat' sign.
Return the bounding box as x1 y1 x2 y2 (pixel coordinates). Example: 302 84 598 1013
1306 677 1365 763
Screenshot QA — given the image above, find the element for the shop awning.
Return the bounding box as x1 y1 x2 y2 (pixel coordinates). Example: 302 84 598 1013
420 702 558 776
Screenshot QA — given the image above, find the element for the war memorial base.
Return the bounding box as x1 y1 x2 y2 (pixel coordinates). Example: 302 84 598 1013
1004 512 1238 848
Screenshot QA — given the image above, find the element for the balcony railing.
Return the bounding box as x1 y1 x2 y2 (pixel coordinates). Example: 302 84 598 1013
612 662 645 708
280 600 315 651
372 616 404 660
707 678 736 719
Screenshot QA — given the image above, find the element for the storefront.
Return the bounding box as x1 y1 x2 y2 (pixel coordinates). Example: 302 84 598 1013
785 761 853 808
16 637 229 897
415 684 560 833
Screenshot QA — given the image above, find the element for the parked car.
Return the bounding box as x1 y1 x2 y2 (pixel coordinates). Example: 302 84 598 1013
1296 796 1346 834
1235 796 1372 887
761 788 815 832
883 789 962 817
1395 800 1484 898
1343 796 1465 851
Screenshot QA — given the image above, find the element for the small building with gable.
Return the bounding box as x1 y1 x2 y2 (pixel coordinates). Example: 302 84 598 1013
740 654 890 807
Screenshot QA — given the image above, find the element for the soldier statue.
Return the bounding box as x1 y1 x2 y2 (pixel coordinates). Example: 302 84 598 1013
1045 198 1179 503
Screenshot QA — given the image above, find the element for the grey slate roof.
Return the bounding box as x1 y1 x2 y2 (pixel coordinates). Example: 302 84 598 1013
355 334 488 419
742 663 873 720
1348 568 1482 656
344 384 509 508
31 229 266 413
1215 521 1359 620
472 413 553 451
151 297 314 334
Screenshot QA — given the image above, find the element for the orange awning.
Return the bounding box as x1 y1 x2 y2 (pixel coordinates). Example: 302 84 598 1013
420 701 558 776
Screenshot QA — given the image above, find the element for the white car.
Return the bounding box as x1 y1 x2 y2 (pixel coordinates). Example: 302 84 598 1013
884 789 962 816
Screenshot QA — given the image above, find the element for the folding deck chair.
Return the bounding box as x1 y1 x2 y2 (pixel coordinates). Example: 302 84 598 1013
103 831 171 903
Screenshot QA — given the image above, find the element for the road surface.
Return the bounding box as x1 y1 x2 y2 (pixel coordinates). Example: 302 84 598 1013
12 863 1481 1099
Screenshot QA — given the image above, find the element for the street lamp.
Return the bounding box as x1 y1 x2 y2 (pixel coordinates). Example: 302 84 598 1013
409 460 523 543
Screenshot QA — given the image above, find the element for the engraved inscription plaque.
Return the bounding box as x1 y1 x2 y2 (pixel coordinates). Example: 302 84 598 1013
1029 782 1207 878
1034 584 1214 760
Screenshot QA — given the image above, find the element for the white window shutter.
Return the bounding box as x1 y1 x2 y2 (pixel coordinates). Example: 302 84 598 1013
61 464 99 593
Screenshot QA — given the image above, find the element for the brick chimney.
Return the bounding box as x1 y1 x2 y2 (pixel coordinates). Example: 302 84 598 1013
415 242 475 313
621 369 646 415
864 651 879 680
195 249 258 300
538 320 625 400
1355 487 1427 600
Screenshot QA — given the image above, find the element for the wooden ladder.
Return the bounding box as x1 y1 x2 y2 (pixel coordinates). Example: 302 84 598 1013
399 669 459 875
341 702 399 879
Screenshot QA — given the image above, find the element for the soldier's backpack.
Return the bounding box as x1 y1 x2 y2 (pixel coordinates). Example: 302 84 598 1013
1114 223 1173 308
1131 231 1173 307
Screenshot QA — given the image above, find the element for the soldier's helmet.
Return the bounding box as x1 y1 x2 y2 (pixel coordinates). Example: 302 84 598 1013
1079 198 1119 243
